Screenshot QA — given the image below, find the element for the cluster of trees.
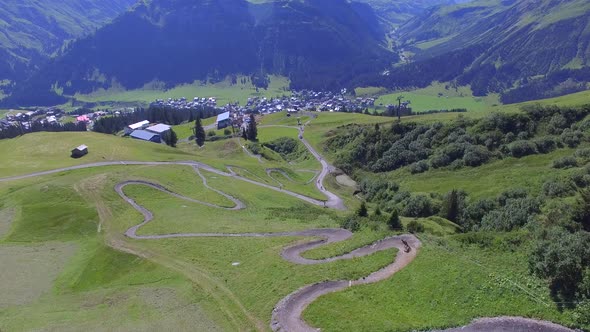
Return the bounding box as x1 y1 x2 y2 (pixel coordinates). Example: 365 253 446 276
340 201 403 233
0 121 87 140
327 105 590 174
500 67 590 104
93 105 221 134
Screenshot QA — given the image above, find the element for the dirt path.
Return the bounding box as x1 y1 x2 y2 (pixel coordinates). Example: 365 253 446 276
266 168 319 186
110 170 422 331
0 127 575 331
259 124 345 210
437 316 576 332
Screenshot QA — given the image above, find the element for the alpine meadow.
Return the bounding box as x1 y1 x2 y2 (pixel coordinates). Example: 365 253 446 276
1 0 590 332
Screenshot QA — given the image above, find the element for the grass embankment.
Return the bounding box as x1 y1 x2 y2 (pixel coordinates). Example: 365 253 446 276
0 169 226 331
73 75 290 106
0 163 395 330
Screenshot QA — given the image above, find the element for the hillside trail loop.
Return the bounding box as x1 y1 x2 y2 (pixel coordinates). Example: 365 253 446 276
0 125 575 332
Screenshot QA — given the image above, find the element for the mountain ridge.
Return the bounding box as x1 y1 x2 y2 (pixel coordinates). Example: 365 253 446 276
5 0 395 106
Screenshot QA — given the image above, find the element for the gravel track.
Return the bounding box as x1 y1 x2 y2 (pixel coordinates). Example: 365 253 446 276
0 128 576 331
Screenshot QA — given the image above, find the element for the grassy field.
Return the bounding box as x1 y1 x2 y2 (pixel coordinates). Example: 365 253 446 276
0 132 194 177
1 101 588 331
73 76 290 106
0 168 230 331
375 82 500 113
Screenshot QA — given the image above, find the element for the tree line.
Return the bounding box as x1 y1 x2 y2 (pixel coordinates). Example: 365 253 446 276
93 105 222 134
0 121 87 140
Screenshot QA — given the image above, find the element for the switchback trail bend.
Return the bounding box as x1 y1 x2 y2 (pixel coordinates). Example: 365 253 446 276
0 140 576 332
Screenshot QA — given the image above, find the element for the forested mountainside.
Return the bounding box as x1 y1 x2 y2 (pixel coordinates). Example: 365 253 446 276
4 0 394 106
0 0 136 85
392 0 590 103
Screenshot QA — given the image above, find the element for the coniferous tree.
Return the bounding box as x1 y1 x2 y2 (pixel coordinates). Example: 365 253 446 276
357 201 368 217
388 209 403 230
194 118 206 147
247 114 258 141
163 129 178 147
444 189 460 223
374 206 382 217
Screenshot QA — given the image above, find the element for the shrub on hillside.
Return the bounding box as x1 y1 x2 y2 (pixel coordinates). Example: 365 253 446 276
402 194 436 218
553 156 578 169
409 160 429 174
340 216 361 232
534 137 558 154
572 172 590 188
440 189 466 223
263 137 301 160
560 129 583 148
360 178 399 202
407 219 425 234
575 148 590 160
498 188 529 206
547 114 569 135
463 145 491 167
508 140 537 158
543 178 575 198
460 198 497 230
480 197 540 231
430 152 452 168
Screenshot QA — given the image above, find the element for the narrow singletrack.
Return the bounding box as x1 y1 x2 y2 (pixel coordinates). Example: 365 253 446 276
0 127 575 331
110 164 421 331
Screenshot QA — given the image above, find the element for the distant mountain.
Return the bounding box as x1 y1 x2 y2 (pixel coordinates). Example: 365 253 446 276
6 0 394 106
356 0 462 25
0 0 136 84
390 0 590 103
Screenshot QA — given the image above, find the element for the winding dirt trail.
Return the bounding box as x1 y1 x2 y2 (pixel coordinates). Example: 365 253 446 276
0 129 576 331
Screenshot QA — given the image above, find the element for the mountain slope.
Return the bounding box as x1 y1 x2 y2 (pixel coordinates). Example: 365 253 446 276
6 0 394 106
0 0 136 82
396 0 590 102
356 0 462 25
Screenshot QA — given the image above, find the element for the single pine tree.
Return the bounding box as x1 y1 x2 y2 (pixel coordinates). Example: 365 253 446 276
247 114 258 141
357 202 368 217
388 210 402 230
194 118 206 147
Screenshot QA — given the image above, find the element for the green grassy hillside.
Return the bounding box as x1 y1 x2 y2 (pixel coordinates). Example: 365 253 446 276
0 132 194 176
1 103 589 331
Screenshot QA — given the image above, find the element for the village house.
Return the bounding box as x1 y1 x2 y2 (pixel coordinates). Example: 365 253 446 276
125 120 150 135
130 130 161 143
216 111 231 129
146 124 171 136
